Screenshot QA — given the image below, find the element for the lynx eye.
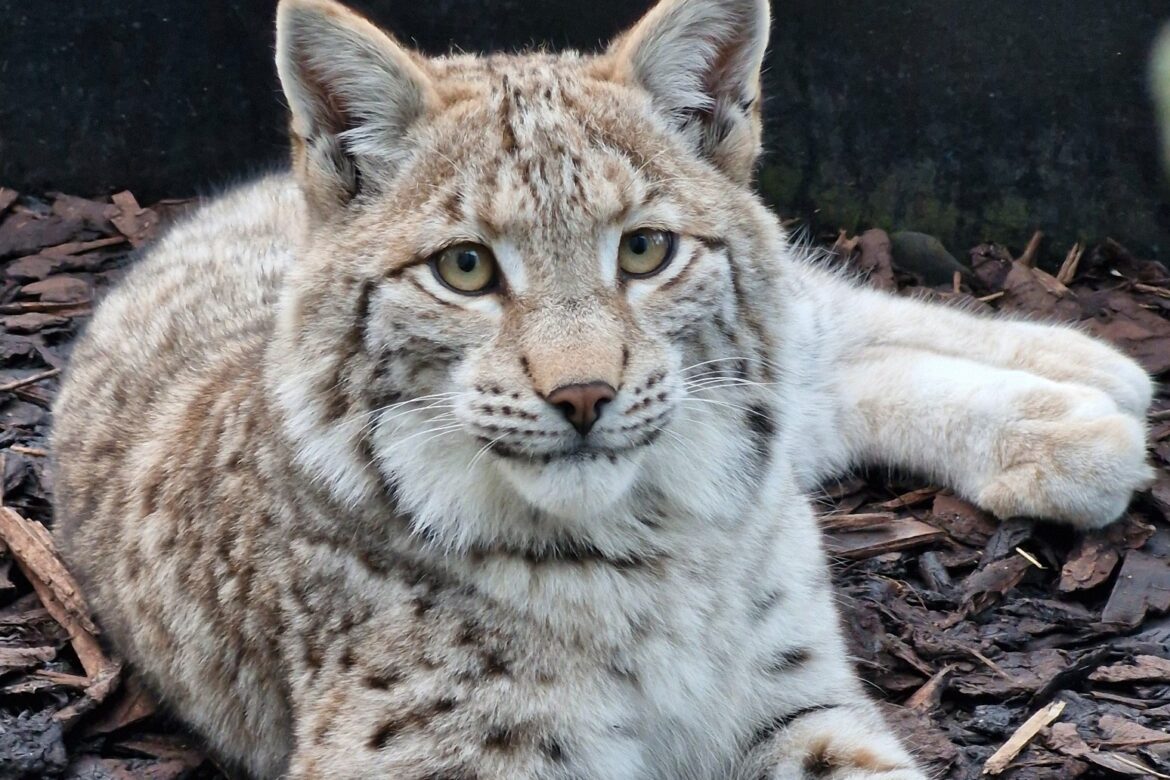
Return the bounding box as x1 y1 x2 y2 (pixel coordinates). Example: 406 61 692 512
618 229 676 278
431 243 498 294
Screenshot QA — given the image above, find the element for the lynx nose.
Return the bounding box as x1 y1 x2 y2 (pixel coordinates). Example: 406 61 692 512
545 382 617 436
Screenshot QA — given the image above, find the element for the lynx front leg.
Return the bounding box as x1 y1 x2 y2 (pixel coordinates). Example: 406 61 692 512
834 346 1152 528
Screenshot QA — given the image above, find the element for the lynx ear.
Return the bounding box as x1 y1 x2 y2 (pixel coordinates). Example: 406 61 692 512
609 0 770 183
275 0 435 214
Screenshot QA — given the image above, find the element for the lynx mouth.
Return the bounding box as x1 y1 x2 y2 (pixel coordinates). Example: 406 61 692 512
474 426 665 465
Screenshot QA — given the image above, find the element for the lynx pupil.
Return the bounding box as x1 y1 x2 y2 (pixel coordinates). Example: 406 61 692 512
457 250 478 273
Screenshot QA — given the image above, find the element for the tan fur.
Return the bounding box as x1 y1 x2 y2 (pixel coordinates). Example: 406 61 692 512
52 1 1152 778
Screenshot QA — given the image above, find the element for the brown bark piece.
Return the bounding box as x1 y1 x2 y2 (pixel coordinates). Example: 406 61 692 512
1059 537 1120 593
3 313 70 334
1096 714 1170 751
110 191 160 247
823 516 945 560
876 487 940 510
1101 550 1170 627
1046 721 1170 777
83 675 159 737
1089 655 1170 684
904 664 954 712
0 188 18 215
931 493 998 547
0 507 103 671
50 194 118 234
854 229 898 291
20 276 91 304
0 645 57 674
960 555 1031 615
0 212 84 259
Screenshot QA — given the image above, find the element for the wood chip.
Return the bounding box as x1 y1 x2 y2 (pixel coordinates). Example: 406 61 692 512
982 699 1066 775
823 516 945 559
904 664 954 712
876 487 940 510
1101 550 1170 627
820 512 897 532
1089 655 1170 684
1047 720 1170 777
110 191 160 247
1015 230 1044 268
0 507 103 672
0 188 18 214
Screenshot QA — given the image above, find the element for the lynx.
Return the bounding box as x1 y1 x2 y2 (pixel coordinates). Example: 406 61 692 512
52 0 1153 777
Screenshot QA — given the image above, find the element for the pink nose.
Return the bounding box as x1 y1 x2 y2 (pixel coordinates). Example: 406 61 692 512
544 382 617 435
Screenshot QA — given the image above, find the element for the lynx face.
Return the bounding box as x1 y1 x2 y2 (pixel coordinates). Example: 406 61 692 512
270 1 782 542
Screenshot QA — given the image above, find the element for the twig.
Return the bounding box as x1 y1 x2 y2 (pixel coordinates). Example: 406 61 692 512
0 300 92 315
982 700 1066 775
0 368 60 393
1015 547 1047 570
1016 231 1044 268
1056 243 1084 285
7 445 48 457
1134 282 1170 299
967 648 1014 681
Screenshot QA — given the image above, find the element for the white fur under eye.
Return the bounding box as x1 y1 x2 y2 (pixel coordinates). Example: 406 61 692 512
625 237 697 302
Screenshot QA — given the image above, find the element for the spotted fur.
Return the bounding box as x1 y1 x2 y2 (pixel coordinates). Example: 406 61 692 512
52 0 1153 778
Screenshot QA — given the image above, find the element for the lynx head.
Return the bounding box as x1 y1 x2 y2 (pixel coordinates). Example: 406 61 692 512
270 0 790 552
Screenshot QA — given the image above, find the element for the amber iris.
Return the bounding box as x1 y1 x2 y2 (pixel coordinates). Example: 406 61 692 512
431 243 498 294
619 229 676 278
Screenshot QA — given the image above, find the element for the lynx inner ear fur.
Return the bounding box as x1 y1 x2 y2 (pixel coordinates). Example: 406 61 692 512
608 0 771 183
275 0 435 214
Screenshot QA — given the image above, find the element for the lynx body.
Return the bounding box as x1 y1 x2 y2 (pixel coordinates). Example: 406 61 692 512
53 1 1153 777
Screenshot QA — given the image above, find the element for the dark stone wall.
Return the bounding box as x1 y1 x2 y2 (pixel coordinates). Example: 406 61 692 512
3 1 1169 261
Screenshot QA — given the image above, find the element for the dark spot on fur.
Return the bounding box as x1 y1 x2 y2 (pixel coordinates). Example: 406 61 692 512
413 593 436 617
339 646 355 670
369 720 401 750
364 670 405 689
751 589 783 620
803 743 836 777
483 726 517 751
303 643 324 671
457 620 484 646
481 649 511 677
542 738 566 763
765 646 813 674
745 404 775 438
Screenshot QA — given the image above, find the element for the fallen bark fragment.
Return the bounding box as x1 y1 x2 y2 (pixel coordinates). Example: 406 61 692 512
0 506 123 728
983 699 1066 775
1047 721 1170 777
1101 550 1170 627
823 516 945 559
1089 655 1170 684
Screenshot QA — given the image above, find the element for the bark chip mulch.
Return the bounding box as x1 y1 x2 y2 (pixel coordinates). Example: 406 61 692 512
0 190 1167 779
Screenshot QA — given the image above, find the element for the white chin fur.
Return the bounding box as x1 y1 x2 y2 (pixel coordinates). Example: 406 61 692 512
495 451 646 519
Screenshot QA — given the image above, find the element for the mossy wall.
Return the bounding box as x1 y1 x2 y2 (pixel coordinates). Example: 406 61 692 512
2 1 1168 261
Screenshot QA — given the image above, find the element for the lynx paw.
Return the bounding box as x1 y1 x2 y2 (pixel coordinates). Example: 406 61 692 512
755 706 926 780
975 387 1153 528
1008 324 1154 419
